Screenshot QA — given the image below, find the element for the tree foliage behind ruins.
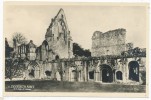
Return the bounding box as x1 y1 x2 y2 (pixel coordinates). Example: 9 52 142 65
73 43 91 57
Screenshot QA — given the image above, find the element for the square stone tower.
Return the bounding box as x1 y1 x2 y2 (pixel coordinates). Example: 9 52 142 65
91 28 126 57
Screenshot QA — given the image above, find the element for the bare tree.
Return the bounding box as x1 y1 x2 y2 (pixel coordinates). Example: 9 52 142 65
12 32 27 44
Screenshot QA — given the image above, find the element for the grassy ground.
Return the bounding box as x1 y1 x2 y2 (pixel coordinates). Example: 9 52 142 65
5 80 146 92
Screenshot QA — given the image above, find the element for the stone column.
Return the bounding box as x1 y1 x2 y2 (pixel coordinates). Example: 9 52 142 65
44 63 46 79
100 70 102 83
61 62 64 81
124 63 129 83
53 62 57 79
95 72 99 82
78 69 82 82
40 62 44 79
65 62 68 81
69 67 71 82
39 62 41 79
113 72 115 82
94 71 96 81
114 70 116 82
84 61 88 82
80 70 83 82
23 70 27 80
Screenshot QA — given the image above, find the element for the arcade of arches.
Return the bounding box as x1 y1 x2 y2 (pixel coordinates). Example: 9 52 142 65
23 58 144 84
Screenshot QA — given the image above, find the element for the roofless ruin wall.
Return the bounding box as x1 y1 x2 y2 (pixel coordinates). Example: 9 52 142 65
92 28 126 57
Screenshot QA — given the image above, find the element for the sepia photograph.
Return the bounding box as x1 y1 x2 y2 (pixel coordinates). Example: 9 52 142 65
3 2 149 97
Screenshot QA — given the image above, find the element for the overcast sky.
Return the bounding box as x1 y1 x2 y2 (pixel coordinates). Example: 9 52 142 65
4 3 148 50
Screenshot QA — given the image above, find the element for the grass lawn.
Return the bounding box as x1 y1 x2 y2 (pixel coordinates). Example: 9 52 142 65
5 80 146 92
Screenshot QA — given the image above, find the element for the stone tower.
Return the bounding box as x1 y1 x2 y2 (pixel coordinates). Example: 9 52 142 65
92 28 126 57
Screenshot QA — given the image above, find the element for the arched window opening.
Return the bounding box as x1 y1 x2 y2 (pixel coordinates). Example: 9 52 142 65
100 64 113 83
29 69 34 78
89 71 94 79
55 55 59 60
45 70 52 76
116 71 123 80
128 61 139 82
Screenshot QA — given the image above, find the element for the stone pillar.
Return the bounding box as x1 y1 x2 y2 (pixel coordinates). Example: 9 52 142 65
125 61 129 83
35 67 38 79
53 62 57 79
94 71 96 81
39 63 42 79
81 70 84 82
84 61 88 82
68 64 70 81
113 72 115 82
78 68 82 82
80 70 83 82
65 62 69 81
61 62 65 81
60 62 65 81
95 72 99 82
69 67 71 82
42 63 46 78
114 70 116 82
40 62 44 79
100 70 102 83
88 71 90 81
56 71 61 81
77 71 79 81
51 63 54 79
24 70 28 80
39 63 41 79
78 71 81 82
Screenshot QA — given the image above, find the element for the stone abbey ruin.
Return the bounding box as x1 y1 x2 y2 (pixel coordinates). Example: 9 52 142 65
5 8 146 85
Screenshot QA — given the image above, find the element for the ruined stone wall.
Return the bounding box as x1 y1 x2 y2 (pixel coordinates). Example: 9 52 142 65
92 28 126 57
45 9 73 59
12 55 145 85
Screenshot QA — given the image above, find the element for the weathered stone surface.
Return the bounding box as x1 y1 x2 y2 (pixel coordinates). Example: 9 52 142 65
14 40 37 60
92 28 126 56
44 8 73 60
5 9 146 85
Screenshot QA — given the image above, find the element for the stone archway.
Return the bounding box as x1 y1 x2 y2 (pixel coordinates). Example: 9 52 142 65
27 61 40 79
100 64 113 83
41 40 49 61
55 55 59 60
116 71 123 80
89 71 94 79
29 69 34 78
128 61 139 82
71 70 77 81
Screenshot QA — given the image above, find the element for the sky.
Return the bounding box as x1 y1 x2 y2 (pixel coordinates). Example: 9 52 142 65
4 3 148 50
